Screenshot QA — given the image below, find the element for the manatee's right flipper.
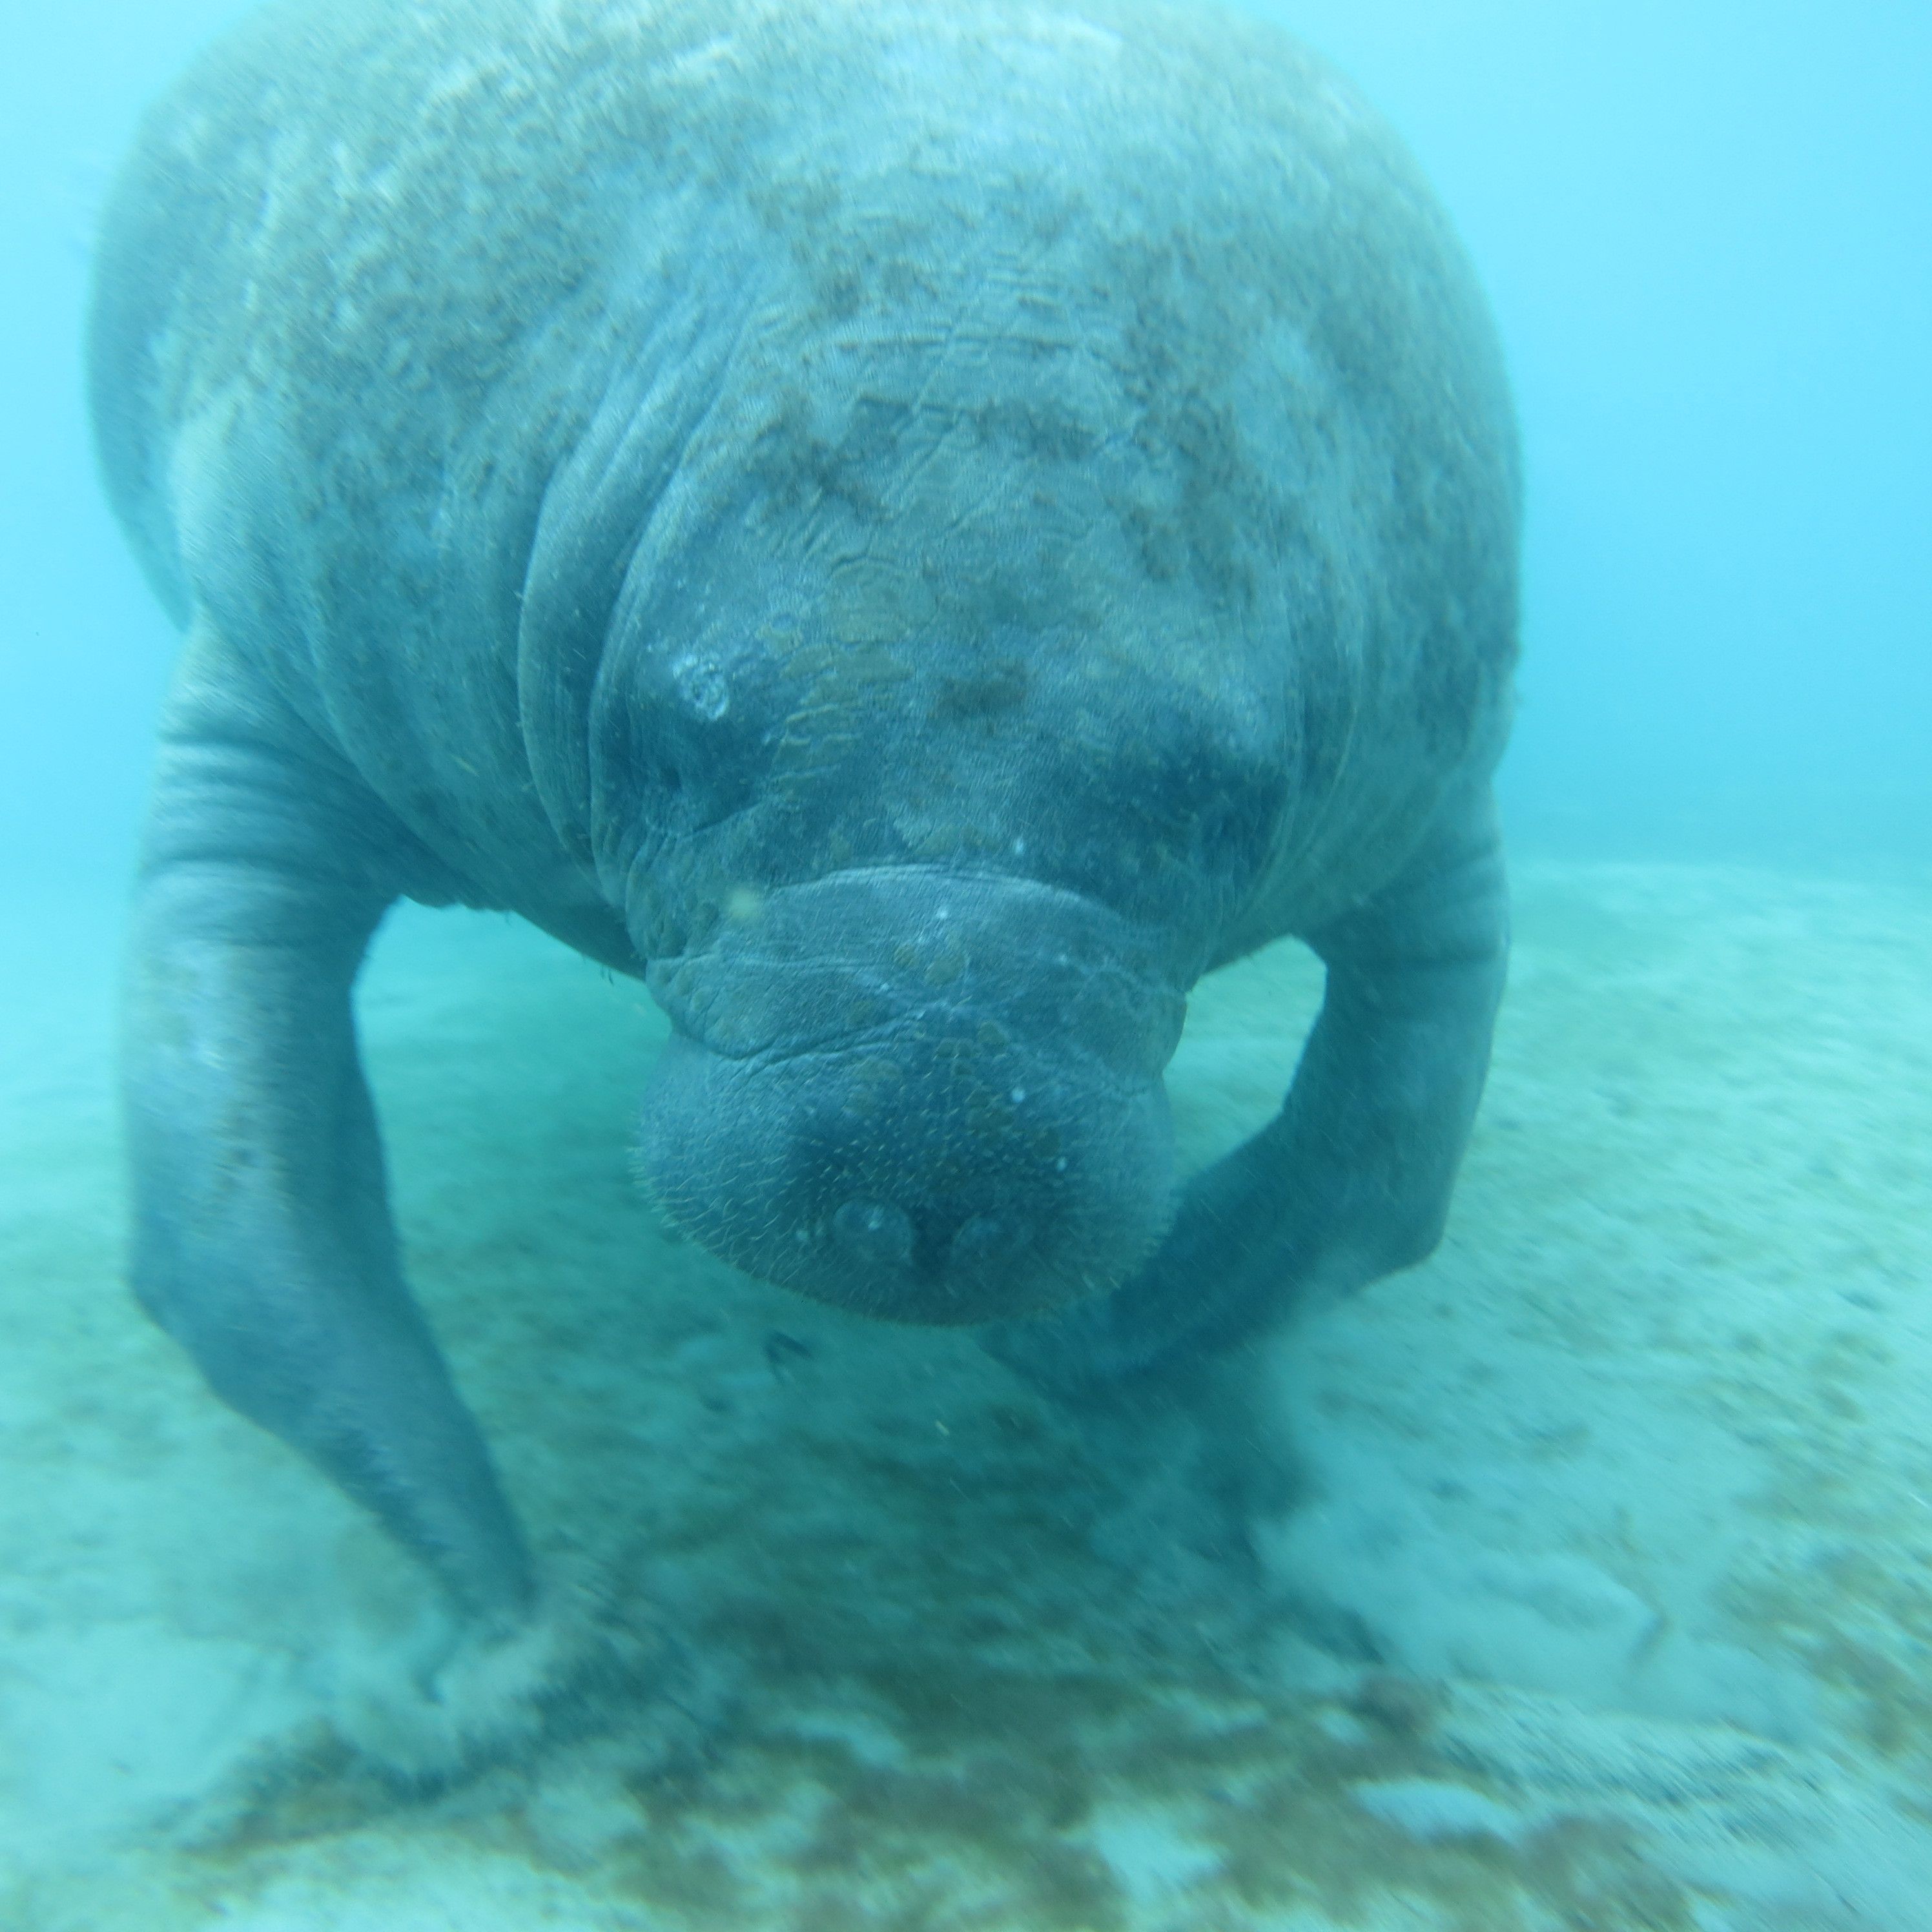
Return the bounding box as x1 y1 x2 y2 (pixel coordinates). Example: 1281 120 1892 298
125 633 543 1649
129 636 679 1778
983 784 1508 1397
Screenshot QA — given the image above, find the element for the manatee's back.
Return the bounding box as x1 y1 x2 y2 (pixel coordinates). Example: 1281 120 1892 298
89 0 1517 935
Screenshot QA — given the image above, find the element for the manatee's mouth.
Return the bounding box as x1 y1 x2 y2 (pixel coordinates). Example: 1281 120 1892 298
637 868 1184 1324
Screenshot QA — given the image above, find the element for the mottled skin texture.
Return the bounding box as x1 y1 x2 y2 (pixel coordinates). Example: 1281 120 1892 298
92 0 1517 1735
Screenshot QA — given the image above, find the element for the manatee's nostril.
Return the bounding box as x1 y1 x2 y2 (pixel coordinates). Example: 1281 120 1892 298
950 1213 1023 1273
832 1199 914 1271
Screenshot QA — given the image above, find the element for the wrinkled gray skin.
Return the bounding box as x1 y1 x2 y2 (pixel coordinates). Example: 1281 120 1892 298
93 0 1517 1650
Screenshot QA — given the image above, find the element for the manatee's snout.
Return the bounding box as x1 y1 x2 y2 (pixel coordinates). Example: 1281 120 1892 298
639 1011 1171 1322
637 870 1184 1324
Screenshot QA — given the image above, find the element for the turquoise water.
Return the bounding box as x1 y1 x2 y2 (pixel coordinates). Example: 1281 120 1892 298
3 4 1929 1927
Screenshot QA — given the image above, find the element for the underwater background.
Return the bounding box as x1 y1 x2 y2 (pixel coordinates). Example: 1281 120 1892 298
1 1 1927 1927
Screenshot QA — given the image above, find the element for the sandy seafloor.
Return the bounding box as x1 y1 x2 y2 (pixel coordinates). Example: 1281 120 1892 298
3 857 1930 1932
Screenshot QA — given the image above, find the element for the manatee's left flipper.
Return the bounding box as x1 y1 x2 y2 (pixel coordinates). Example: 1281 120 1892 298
984 786 1508 1395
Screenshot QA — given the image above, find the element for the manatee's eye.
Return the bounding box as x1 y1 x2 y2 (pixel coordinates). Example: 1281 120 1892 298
946 659 1287 927
594 633 788 841
1105 712 1288 881
670 651 732 721
1184 740 1286 872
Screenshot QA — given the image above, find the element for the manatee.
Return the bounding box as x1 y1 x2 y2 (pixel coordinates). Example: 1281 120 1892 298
92 0 1517 1752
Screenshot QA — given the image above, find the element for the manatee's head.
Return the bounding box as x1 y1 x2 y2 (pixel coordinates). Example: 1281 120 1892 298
637 869 1184 1323
537 0 1512 1324
581 258 1313 1326
601 452 1297 1325
579 214 1312 1324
